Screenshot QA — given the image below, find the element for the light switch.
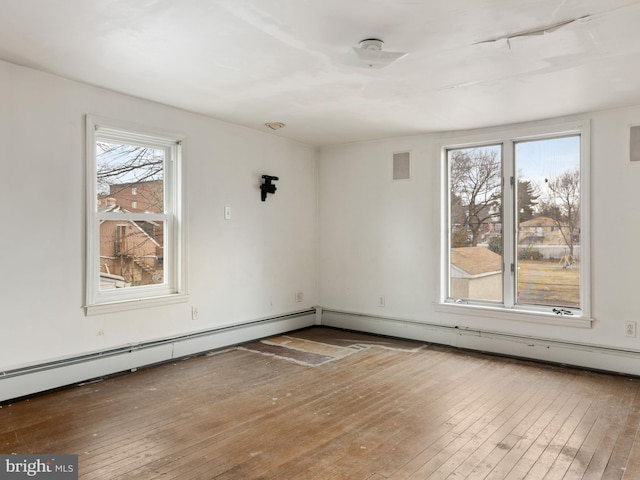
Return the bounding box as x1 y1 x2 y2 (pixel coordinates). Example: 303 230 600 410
224 206 231 220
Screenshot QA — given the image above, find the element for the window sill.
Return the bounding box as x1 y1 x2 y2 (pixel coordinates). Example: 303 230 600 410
434 302 593 329
85 293 189 316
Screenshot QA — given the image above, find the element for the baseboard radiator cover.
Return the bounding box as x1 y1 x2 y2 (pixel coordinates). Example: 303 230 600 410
0 309 317 403
320 309 640 377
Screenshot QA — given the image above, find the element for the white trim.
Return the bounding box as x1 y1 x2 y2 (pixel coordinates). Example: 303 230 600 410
503 140 515 308
85 115 187 313
84 293 189 315
93 122 183 148
434 302 592 328
0 310 316 403
579 122 592 318
438 118 591 319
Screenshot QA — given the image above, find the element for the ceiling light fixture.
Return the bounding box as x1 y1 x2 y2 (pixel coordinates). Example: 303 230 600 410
265 122 285 130
353 38 408 69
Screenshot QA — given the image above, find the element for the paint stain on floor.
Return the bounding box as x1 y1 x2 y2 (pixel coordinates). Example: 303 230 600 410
239 329 421 367
239 336 357 366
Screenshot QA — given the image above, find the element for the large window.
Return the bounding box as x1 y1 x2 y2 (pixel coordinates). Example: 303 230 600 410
86 117 186 313
443 122 590 318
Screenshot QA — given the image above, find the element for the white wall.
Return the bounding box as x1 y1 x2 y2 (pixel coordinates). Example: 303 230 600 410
5 54 640 392
318 137 436 318
318 109 640 361
0 60 318 372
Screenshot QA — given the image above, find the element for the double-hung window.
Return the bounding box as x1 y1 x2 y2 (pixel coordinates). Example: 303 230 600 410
85 116 186 314
442 121 590 321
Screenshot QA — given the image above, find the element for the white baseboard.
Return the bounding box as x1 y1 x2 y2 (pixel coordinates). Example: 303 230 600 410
320 309 640 377
5 307 638 403
0 310 316 403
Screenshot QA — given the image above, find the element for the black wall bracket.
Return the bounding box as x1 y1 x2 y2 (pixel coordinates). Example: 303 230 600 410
260 175 279 201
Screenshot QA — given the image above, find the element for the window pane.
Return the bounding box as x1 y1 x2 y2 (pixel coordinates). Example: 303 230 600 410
99 220 165 289
448 145 503 302
515 136 580 308
96 142 165 213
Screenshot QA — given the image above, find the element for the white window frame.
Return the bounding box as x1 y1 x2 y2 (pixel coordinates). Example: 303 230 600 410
85 116 188 315
437 120 592 327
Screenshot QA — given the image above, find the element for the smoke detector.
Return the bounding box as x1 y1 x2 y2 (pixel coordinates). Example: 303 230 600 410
353 38 408 69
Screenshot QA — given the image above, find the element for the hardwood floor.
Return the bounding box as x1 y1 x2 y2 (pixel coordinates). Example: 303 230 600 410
2 327 640 479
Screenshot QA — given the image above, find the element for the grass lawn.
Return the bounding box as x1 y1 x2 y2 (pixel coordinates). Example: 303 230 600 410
517 259 580 308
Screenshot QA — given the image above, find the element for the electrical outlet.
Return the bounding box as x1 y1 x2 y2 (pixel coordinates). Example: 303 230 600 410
192 307 200 321
625 321 636 338
295 291 304 303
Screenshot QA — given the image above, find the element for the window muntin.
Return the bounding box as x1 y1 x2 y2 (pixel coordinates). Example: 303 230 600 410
86 118 184 311
443 123 589 317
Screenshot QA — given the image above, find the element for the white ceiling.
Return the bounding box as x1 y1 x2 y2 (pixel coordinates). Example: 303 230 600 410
2 0 640 146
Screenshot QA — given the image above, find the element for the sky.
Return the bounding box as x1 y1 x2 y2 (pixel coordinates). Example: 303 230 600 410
515 135 580 190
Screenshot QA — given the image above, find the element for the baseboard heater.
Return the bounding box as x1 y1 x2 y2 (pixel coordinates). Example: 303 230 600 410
0 309 317 403
320 308 640 377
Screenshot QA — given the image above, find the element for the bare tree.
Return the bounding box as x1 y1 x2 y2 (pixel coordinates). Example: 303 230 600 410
96 141 166 286
450 147 502 246
543 167 580 258
97 142 164 211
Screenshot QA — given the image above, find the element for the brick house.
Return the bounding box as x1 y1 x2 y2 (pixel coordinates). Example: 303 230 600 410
97 180 164 287
100 179 163 213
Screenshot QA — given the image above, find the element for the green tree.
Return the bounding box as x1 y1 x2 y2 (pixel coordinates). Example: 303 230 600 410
488 236 503 255
517 179 539 222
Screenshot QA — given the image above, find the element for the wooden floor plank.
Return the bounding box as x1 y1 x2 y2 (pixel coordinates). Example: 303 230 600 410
622 425 640 480
484 379 578 480
562 379 636 479
603 386 640 479
293 351 502 480
378 360 519 479
446 371 564 479
522 382 603 479
128 348 422 480
2 327 640 480
502 373 602 480
402 372 546 480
